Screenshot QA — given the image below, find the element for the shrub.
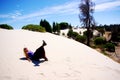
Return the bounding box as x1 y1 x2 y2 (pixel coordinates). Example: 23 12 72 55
22 24 46 32
75 35 86 43
94 37 105 45
0 24 13 30
72 32 79 39
67 29 79 39
104 43 115 52
67 29 73 38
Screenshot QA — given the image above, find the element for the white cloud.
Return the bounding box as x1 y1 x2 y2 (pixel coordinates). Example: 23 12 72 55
0 10 22 19
10 0 120 21
15 1 79 20
0 14 9 18
95 0 120 11
11 11 22 19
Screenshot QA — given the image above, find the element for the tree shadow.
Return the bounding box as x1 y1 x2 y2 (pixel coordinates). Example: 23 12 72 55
20 57 45 66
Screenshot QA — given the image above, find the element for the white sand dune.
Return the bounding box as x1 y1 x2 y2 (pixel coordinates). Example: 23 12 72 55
0 29 120 80
60 28 87 36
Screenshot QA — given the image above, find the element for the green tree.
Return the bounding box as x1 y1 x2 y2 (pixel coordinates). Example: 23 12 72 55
59 22 69 30
52 22 60 35
40 19 52 33
0 24 13 30
67 28 73 38
79 0 95 46
56 23 60 35
53 22 56 33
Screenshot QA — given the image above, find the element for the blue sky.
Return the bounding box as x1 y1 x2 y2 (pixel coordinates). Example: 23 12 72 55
0 0 120 29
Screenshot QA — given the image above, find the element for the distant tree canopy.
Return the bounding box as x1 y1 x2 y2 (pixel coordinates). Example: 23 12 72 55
40 19 52 33
22 24 46 32
59 22 70 30
0 24 13 30
52 22 60 35
52 22 72 35
96 24 120 42
96 24 120 32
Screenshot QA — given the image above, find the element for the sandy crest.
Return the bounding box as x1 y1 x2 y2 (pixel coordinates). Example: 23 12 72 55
0 29 120 80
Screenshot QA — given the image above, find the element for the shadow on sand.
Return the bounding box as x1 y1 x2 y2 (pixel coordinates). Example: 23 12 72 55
32 59 45 66
20 57 45 66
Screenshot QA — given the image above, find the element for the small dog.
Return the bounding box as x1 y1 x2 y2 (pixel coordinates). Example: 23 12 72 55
32 40 48 61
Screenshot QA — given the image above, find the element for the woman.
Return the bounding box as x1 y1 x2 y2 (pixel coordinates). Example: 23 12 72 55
23 40 48 61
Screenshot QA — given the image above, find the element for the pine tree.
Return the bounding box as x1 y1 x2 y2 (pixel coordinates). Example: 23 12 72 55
40 19 52 33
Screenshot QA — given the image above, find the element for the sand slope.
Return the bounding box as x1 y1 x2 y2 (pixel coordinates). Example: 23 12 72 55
0 29 120 80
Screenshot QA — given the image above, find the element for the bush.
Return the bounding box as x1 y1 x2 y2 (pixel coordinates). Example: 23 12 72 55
75 35 86 43
22 24 46 32
104 43 115 52
94 37 105 45
67 29 79 39
72 32 79 39
0 24 13 30
67 29 73 38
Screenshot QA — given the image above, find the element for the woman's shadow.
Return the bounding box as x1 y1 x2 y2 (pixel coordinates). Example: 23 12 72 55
20 57 45 66
31 59 45 66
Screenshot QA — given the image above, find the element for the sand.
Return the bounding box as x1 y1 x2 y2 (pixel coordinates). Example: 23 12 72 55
60 28 87 36
0 29 120 80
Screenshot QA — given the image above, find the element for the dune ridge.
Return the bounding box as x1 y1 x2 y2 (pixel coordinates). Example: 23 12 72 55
0 29 120 80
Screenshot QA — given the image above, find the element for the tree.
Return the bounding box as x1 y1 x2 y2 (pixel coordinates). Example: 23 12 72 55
56 23 60 35
79 0 95 46
67 28 73 38
59 22 69 30
52 22 56 33
52 22 60 35
40 19 52 33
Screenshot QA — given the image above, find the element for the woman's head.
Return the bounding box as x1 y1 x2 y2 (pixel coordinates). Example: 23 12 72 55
23 48 28 53
23 48 30 61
